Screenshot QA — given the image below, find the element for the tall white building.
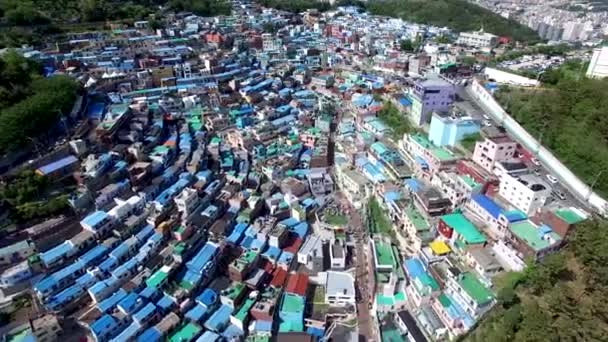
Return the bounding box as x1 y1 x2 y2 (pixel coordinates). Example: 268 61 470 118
586 47 608 79
456 30 498 48
498 173 550 215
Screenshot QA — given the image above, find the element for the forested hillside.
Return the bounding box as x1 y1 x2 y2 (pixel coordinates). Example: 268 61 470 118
465 219 608 341
0 51 79 153
255 0 539 42
0 0 230 25
495 60 608 197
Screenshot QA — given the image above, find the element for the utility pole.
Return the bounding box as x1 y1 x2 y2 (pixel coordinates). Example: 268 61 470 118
587 169 605 201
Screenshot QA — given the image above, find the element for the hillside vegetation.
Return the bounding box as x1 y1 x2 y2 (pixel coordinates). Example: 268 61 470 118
495 60 608 197
255 0 539 42
0 51 79 153
365 0 539 42
465 219 608 341
0 0 230 47
0 0 230 25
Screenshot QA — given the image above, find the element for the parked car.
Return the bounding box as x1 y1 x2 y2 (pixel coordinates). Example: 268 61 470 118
531 158 541 166
552 190 566 201
533 168 541 176
546 174 559 184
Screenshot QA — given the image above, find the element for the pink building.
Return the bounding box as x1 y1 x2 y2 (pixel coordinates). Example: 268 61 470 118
472 135 517 173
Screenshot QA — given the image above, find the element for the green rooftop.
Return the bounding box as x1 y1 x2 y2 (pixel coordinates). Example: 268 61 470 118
438 293 452 308
169 323 201 342
376 294 395 306
411 134 457 161
223 282 246 301
460 174 480 189
374 240 395 267
441 213 486 244
404 206 429 231
173 242 186 256
555 208 585 225
281 293 304 314
458 272 494 305
145 268 169 288
324 212 348 226
279 320 304 332
246 334 270 342
381 328 405 342
234 298 256 322
510 220 561 252
6 329 31 342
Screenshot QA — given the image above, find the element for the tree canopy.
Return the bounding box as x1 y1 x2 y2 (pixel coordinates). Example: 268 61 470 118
0 51 79 153
364 0 539 42
495 60 608 197
0 170 70 223
465 219 608 341
0 0 230 38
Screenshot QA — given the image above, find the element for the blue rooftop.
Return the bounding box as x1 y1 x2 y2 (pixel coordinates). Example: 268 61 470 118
37 155 78 175
204 304 231 332
185 303 208 323
404 258 425 279
118 292 146 315
112 322 140 342
39 241 74 266
133 302 157 324
186 242 218 273
137 327 162 342
81 211 109 229
471 194 502 219
135 224 154 242
79 245 109 266
156 294 176 311
196 331 220 342
90 314 119 338
97 289 128 313
196 288 218 307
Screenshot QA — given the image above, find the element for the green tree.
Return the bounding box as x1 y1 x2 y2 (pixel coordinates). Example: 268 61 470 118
399 39 414 52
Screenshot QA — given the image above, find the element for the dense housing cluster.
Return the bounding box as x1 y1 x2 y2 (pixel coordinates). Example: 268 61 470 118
0 1 595 342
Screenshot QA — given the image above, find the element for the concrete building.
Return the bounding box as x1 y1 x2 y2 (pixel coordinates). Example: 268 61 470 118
409 78 455 126
325 271 356 306
456 31 498 48
445 272 494 319
428 112 480 147
498 173 550 215
0 240 37 266
472 135 517 173
586 46 608 79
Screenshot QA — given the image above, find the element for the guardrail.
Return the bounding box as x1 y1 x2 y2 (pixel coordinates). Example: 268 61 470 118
468 79 607 217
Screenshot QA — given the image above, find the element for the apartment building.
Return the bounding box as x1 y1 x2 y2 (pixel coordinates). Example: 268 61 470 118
498 173 550 215
472 135 517 174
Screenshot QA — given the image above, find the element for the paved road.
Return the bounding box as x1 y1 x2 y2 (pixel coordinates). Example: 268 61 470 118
456 84 589 210
349 203 376 342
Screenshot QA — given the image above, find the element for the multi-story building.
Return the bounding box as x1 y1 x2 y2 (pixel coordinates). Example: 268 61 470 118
325 271 356 306
586 46 608 79
431 171 482 208
428 112 480 147
335 166 372 209
456 31 498 48
409 78 455 126
498 173 550 215
444 272 494 319
0 240 37 266
400 134 460 176
472 135 517 173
